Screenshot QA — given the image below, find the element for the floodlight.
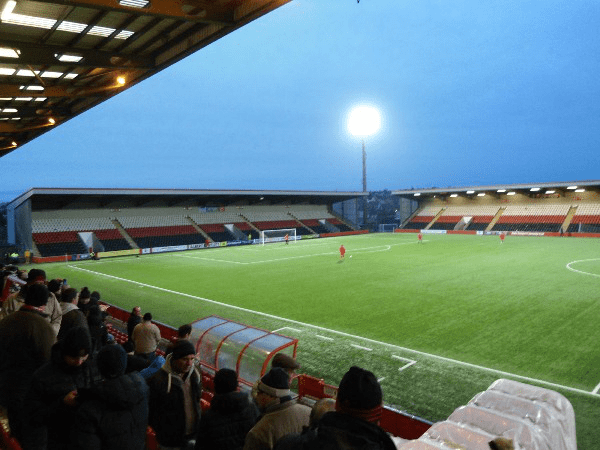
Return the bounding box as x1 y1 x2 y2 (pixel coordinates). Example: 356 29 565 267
348 106 381 136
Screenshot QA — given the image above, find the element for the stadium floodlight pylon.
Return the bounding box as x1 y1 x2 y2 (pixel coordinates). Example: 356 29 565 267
260 228 296 245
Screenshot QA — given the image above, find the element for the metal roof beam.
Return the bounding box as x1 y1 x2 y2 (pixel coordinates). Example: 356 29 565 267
0 40 154 69
48 0 235 25
0 80 126 98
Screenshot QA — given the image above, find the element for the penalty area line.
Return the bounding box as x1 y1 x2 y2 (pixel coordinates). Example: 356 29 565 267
69 264 599 398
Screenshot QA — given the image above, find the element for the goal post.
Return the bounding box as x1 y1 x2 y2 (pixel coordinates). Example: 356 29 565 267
260 228 297 245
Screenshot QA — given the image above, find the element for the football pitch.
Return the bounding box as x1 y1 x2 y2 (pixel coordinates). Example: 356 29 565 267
40 233 600 447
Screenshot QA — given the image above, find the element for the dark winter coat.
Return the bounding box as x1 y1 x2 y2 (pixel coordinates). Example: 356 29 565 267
24 342 95 450
57 303 88 341
0 307 55 441
147 356 202 447
273 411 397 450
195 391 260 450
69 372 149 450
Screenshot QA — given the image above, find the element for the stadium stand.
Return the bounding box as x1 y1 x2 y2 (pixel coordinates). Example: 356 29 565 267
492 204 570 232
567 203 600 233
32 231 89 257
403 206 443 230
197 223 230 243
427 205 501 231
327 218 353 232
299 219 330 234
22 203 358 258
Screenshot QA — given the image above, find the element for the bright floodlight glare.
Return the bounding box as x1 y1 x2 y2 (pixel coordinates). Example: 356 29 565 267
348 106 381 136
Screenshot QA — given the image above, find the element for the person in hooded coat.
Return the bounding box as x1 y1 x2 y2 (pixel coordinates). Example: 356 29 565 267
195 368 259 450
147 340 202 449
273 366 396 450
24 326 95 450
70 344 149 450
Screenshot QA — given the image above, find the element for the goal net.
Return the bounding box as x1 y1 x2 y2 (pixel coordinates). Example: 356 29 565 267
260 228 297 245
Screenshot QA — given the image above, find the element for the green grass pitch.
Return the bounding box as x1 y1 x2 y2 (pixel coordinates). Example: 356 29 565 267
39 233 600 447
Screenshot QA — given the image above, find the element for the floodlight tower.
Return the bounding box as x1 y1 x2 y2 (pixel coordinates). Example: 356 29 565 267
348 106 381 228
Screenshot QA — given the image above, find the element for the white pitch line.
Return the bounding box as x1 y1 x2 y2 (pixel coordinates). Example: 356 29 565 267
315 335 334 341
67 264 600 398
398 361 416 372
170 241 418 265
351 344 373 352
392 354 416 363
592 382 600 395
273 327 302 334
566 259 600 278
392 354 417 372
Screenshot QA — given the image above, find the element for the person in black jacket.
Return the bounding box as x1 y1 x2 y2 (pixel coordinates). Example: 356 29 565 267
195 368 259 450
24 326 94 450
147 340 202 449
273 366 396 450
70 344 149 450
127 306 142 341
0 283 56 444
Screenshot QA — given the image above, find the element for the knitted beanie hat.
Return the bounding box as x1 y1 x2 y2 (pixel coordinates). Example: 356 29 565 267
24 283 50 307
258 367 290 398
97 344 128 379
336 366 383 423
214 368 238 394
61 326 92 358
171 340 196 360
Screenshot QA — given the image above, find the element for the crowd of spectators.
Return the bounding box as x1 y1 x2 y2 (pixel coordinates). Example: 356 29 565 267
1 264 514 450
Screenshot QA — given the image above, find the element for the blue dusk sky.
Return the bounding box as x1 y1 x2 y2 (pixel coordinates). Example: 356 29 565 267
2 0 600 202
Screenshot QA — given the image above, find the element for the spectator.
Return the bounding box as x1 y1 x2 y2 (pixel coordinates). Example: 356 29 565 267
78 286 92 316
165 323 193 356
24 326 95 449
271 353 300 384
31 269 63 336
87 304 109 356
244 367 311 450
90 290 101 304
0 283 56 444
252 353 300 400
127 306 142 341
70 344 149 450
147 340 202 450
139 354 166 380
195 368 260 450
121 340 151 374
308 398 336 428
3 268 62 337
47 278 63 302
274 398 335 449
273 366 396 450
132 312 162 359
489 438 515 450
58 287 88 341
